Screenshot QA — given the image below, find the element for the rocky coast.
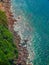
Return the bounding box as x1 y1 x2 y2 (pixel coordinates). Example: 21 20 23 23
0 0 31 65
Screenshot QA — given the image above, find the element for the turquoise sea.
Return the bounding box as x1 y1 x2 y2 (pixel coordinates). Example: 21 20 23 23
11 0 49 65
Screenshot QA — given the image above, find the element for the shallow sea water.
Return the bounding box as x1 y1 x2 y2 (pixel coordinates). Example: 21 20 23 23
11 0 49 65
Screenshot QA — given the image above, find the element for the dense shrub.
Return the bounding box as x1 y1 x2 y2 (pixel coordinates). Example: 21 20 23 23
0 10 18 65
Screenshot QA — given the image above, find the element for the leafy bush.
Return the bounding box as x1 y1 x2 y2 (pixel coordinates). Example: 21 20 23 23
0 11 18 65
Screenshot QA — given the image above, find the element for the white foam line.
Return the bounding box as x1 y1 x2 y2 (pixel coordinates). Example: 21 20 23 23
11 1 35 64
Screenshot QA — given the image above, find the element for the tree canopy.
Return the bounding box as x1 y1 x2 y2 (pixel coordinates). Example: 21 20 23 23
0 10 18 65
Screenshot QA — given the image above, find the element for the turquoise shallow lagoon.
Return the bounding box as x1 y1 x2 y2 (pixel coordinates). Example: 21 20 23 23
11 0 49 65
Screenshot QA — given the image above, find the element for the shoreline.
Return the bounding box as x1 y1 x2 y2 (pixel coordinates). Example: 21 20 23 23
2 0 30 65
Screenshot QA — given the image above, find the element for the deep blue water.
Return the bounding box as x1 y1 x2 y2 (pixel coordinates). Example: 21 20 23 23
11 0 49 65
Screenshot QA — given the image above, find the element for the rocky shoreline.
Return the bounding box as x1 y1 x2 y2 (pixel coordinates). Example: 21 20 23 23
1 0 31 65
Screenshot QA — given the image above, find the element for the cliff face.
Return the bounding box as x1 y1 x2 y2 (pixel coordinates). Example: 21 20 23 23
0 2 4 10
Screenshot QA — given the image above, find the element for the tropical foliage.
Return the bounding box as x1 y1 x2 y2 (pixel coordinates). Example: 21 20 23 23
0 10 18 65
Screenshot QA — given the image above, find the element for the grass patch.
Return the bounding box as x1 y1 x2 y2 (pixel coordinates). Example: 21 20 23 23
0 10 8 27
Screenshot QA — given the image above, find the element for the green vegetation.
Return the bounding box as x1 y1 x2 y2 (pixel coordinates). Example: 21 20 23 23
0 10 18 65
0 10 8 27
